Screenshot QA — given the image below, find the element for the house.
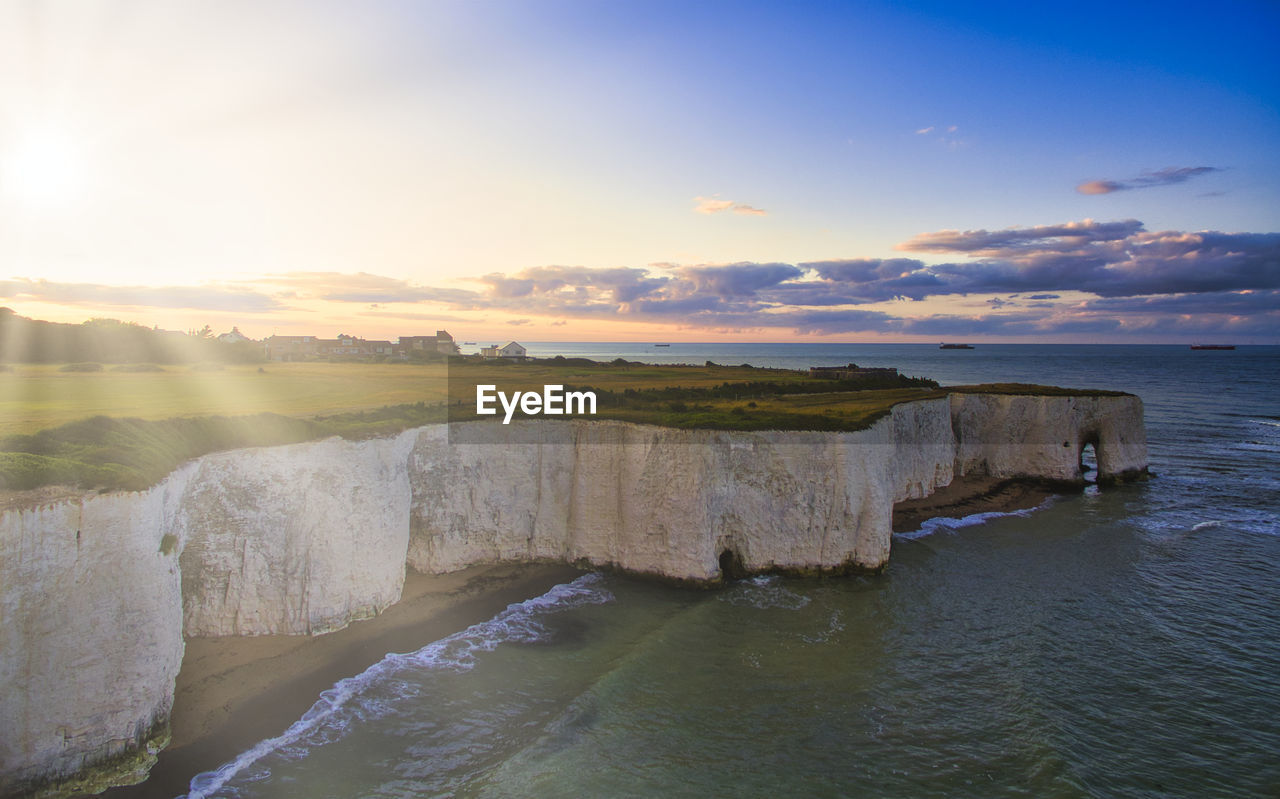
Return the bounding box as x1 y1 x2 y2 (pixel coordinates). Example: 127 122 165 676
808 363 898 379
265 329 457 362
481 341 528 360
366 340 394 357
399 330 460 356
264 335 319 361
321 334 393 359
217 327 251 344
316 335 362 358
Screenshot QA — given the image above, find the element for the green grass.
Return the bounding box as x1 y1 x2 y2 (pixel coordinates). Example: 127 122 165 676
943 382 1131 397
0 361 450 436
0 404 450 492
0 358 1131 495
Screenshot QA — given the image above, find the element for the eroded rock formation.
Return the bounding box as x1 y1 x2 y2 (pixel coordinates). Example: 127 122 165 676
0 392 1147 797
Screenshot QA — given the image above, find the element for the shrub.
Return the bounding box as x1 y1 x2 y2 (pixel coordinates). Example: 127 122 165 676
111 364 165 372
58 362 103 372
0 452 120 490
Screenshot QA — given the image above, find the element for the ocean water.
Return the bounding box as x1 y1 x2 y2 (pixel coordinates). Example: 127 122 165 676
182 345 1280 798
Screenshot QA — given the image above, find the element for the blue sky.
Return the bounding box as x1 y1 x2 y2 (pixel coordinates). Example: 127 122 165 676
0 0 1276 341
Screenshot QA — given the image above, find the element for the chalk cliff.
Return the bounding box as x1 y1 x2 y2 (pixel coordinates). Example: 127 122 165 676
407 397 960 581
0 392 1146 797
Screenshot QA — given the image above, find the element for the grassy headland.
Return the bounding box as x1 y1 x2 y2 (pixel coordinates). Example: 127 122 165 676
0 357 1126 496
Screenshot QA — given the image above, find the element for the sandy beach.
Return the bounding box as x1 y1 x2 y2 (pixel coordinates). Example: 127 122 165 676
97 562 585 799
891 475 1059 533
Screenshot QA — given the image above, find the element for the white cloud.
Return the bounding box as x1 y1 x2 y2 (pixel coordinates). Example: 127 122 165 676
693 196 767 216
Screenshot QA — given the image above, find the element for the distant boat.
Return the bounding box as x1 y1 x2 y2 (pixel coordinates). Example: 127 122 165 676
463 342 476 345
939 343 974 349
654 343 671 347
1190 344 1235 350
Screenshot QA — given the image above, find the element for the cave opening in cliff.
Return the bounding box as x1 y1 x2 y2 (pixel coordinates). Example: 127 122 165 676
1080 441 1099 484
719 548 746 581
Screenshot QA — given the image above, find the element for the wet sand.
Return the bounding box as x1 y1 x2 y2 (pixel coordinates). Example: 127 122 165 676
99 562 584 799
892 475 1061 533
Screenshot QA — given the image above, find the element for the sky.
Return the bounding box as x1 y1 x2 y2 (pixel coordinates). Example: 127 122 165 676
0 0 1277 343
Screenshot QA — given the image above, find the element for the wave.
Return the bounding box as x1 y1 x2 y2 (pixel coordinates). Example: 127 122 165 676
719 575 812 610
894 498 1057 541
181 573 614 799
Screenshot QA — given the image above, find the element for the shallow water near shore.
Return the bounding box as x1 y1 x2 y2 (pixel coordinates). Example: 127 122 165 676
182 345 1280 798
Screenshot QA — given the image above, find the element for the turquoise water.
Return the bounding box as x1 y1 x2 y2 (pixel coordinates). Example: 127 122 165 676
184 345 1280 798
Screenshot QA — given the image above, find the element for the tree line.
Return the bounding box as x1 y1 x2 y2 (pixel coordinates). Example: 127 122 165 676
0 309 264 364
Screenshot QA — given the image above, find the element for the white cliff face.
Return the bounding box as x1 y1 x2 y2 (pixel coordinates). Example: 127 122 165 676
950 394 1148 483
0 433 417 794
890 396 957 501
0 392 1146 795
0 471 191 795
178 432 416 637
408 398 959 581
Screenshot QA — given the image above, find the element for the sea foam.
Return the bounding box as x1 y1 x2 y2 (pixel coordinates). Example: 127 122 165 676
182 573 613 799
894 497 1058 541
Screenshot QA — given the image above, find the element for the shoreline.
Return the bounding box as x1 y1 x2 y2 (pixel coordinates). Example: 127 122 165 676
95 562 585 799
891 475 1061 533
83 477 1055 799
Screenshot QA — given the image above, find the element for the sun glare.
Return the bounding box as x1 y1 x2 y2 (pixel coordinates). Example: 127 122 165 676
1 125 86 210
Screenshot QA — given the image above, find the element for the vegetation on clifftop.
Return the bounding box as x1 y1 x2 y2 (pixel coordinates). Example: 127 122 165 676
0 357 1131 496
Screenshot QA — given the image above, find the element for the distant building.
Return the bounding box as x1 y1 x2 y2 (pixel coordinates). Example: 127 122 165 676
314 334 392 359
217 327 251 344
481 341 528 360
266 328 456 362
808 363 898 379
264 335 319 361
399 330 459 356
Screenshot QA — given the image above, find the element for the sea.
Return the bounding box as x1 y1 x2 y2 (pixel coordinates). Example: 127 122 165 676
181 344 1279 799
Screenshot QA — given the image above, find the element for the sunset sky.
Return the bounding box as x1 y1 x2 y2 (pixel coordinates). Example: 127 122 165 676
1 0 1277 343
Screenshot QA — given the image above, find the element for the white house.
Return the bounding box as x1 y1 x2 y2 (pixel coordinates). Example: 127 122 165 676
481 341 528 360
217 327 251 344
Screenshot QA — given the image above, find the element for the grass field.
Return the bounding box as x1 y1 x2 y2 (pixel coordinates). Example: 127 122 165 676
0 362 450 436
0 358 1123 495
0 359 828 436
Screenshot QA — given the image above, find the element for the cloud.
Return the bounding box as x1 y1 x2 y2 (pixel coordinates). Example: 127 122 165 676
675 263 804 297
898 218 1145 255
354 310 474 323
1079 290 1280 316
1076 180 1126 195
295 219 1275 338
915 126 934 135
921 229 1280 298
254 272 484 306
0 278 286 312
25 217 1263 341
693 196 767 216
1076 166 1219 195
476 265 668 305
217 223 1280 338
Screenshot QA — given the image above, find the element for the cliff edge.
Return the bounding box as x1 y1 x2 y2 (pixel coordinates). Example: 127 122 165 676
0 391 1146 797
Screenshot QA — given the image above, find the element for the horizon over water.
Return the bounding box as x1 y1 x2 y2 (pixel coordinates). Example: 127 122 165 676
182 343 1279 799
